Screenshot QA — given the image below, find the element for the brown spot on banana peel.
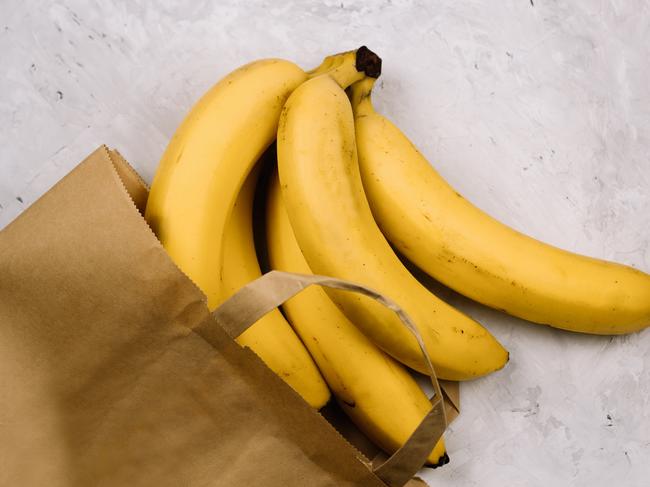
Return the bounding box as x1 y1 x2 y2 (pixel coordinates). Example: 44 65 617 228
437 246 529 300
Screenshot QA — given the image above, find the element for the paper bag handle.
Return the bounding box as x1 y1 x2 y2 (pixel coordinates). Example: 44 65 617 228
197 270 447 487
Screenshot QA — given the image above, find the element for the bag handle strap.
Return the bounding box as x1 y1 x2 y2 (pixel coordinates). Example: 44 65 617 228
198 270 447 487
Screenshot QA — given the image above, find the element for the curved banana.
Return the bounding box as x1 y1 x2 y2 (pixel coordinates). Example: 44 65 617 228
145 49 370 310
349 78 650 334
266 169 448 466
221 159 330 408
145 57 308 308
277 69 508 380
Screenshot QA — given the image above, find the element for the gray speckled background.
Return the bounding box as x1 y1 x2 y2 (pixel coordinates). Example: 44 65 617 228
1 1 649 485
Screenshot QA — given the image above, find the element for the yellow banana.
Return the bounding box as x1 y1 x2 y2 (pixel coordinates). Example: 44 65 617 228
266 168 448 466
221 157 330 408
349 78 650 335
145 57 308 308
276 67 508 380
145 49 372 309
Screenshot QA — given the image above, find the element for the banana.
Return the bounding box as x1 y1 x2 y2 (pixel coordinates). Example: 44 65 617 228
145 57 308 308
266 168 448 466
145 48 371 310
276 63 508 381
221 156 330 408
349 78 650 335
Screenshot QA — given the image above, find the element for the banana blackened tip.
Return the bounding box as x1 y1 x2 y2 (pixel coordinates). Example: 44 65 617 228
429 452 450 469
316 398 331 412
355 46 382 78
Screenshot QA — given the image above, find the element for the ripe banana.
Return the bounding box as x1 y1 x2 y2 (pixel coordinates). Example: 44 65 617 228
266 168 448 466
145 48 372 310
221 157 330 408
145 57 309 308
349 78 650 334
276 67 508 380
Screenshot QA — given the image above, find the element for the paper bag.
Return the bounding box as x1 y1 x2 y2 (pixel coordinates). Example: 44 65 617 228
0 146 458 486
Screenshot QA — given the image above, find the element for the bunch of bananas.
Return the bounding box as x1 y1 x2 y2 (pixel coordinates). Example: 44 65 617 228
145 47 650 470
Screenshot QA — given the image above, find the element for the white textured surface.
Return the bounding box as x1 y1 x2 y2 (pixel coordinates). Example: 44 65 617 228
1 1 649 485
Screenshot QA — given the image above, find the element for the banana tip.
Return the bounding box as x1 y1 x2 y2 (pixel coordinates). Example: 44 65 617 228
356 46 382 78
428 451 450 469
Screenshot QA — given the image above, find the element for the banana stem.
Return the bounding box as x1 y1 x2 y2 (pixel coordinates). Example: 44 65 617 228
348 77 377 117
306 54 337 77
309 46 382 90
325 50 365 89
306 49 351 77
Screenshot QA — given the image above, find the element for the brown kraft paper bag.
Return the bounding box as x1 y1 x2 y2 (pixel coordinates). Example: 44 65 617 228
0 146 459 486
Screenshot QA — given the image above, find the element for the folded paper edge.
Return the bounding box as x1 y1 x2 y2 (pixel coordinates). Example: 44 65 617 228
106 148 149 213
98 145 209 308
